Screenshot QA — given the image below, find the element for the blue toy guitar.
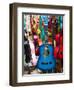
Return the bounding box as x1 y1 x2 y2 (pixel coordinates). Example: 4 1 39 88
37 16 56 71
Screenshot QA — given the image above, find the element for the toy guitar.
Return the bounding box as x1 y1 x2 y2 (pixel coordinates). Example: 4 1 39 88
54 16 63 60
37 16 56 71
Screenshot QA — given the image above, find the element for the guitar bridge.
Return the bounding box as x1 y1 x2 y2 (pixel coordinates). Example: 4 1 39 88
41 62 48 65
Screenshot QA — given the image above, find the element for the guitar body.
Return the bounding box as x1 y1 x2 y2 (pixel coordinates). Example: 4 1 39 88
54 33 63 60
37 44 56 71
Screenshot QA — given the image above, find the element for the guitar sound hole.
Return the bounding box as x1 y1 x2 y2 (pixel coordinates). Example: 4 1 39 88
43 46 50 57
41 62 48 65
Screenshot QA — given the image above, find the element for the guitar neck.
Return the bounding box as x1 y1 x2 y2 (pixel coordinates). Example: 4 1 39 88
44 30 49 45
